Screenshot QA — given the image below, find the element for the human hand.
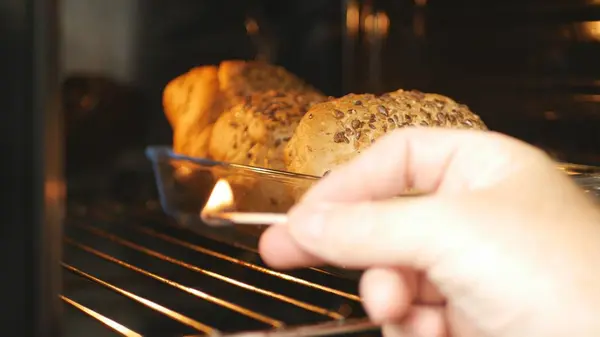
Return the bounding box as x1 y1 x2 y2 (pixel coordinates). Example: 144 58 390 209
259 128 600 337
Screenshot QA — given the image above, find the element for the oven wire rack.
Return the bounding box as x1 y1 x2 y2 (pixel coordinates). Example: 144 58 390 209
62 201 379 337
61 148 599 337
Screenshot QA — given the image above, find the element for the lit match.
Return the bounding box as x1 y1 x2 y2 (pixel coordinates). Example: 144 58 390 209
200 179 288 227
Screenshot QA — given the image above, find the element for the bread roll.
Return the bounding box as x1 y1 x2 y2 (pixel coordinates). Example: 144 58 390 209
164 66 224 158
208 61 325 169
285 89 488 176
164 60 324 159
185 63 325 223
217 60 322 105
207 89 326 222
209 89 327 171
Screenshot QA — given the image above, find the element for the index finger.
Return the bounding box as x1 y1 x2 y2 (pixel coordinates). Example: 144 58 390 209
260 128 541 269
299 128 531 204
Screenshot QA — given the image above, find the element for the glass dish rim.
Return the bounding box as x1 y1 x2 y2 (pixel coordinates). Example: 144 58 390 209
147 145 600 178
145 146 321 181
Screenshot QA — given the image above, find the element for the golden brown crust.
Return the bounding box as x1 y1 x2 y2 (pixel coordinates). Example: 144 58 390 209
218 60 322 102
165 60 324 160
163 66 220 128
206 63 327 216
209 89 327 171
284 89 488 176
165 66 224 158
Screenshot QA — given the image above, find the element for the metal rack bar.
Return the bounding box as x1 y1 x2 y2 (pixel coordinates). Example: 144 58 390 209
199 319 378 337
72 225 345 319
62 263 217 334
63 207 379 336
65 238 283 327
60 295 143 337
137 212 350 279
132 226 361 301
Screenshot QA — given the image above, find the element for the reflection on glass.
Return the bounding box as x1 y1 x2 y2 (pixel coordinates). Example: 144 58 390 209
346 0 360 36
245 18 259 35
581 21 600 41
364 11 390 92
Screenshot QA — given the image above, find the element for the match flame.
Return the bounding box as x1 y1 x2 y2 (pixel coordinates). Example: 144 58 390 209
202 179 235 216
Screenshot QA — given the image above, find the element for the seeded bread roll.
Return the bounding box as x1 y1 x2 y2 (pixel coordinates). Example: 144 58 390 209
207 89 326 222
284 89 488 176
217 60 323 105
164 60 323 159
209 89 327 171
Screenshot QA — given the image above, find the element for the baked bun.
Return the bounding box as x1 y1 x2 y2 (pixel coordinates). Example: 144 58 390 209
164 66 224 158
217 60 322 102
285 89 488 176
209 89 327 171
164 60 323 159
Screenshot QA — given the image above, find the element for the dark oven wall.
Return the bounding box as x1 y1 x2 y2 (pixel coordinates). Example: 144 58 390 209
61 0 343 177
349 0 600 165
61 0 600 179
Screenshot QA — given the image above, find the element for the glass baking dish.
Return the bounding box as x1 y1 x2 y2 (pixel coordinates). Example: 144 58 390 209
146 146 600 279
145 146 360 279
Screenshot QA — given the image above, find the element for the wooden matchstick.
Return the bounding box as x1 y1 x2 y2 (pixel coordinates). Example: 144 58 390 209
201 211 288 227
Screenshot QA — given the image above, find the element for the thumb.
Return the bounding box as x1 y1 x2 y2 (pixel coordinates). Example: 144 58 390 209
287 195 477 270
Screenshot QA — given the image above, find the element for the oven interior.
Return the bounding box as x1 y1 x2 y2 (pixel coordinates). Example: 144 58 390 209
56 0 600 336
